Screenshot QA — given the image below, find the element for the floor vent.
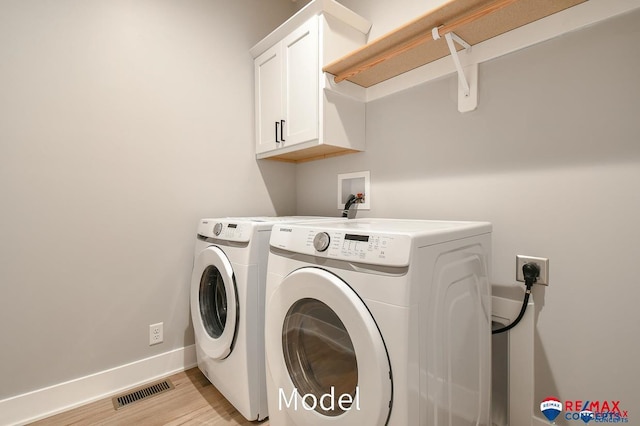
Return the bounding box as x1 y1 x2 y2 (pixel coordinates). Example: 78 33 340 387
112 379 174 410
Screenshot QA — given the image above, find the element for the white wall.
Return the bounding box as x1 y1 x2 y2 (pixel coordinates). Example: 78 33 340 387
0 0 297 401
296 3 640 423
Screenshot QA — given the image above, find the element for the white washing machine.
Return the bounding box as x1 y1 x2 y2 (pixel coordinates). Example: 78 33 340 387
264 218 492 426
190 216 335 421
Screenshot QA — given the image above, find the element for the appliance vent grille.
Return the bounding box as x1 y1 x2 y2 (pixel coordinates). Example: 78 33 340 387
112 379 174 410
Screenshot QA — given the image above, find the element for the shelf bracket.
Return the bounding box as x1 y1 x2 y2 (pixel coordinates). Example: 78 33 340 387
433 28 478 112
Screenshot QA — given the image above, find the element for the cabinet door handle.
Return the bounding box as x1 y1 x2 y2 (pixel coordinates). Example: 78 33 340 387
275 121 280 143
280 120 285 142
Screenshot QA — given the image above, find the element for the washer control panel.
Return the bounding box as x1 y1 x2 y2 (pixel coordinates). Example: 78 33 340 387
198 220 251 242
271 227 411 267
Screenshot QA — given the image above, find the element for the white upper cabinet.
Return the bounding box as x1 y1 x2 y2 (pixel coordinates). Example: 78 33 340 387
255 18 319 155
251 0 371 162
255 43 283 154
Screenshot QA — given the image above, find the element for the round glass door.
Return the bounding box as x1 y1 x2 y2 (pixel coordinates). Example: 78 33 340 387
283 298 358 417
199 265 229 339
190 245 238 360
265 267 392 425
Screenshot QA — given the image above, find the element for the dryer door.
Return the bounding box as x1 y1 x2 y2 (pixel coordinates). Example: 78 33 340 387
265 267 392 425
190 246 238 360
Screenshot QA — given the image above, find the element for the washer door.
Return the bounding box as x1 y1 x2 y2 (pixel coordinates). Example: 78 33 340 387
190 246 238 360
265 267 392 425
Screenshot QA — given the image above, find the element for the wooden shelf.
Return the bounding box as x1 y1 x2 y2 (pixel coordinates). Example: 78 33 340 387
323 0 587 88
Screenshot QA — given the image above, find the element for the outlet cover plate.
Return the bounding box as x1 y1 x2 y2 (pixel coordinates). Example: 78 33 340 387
149 322 163 345
516 255 549 286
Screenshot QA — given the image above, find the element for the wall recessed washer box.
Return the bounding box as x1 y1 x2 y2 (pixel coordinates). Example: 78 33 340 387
337 171 370 210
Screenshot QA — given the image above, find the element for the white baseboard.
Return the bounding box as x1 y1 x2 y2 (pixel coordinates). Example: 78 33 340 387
0 345 197 426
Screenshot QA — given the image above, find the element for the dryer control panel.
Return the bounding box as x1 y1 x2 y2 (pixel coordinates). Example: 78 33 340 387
198 220 251 242
271 226 411 267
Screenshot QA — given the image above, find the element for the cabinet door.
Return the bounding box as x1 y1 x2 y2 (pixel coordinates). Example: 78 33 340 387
255 43 283 155
282 17 319 147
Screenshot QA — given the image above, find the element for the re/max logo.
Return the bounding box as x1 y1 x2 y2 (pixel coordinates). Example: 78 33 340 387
565 400 627 416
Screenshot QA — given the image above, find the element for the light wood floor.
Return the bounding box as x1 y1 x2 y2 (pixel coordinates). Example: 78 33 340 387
30 368 269 425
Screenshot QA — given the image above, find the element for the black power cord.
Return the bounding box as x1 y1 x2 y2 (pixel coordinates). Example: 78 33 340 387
492 263 540 335
341 193 364 218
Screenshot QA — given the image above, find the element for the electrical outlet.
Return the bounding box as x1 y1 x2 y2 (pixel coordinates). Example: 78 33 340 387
149 322 163 345
516 255 549 286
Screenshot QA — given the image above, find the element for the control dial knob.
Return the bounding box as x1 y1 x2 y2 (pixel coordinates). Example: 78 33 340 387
313 232 331 252
213 223 223 236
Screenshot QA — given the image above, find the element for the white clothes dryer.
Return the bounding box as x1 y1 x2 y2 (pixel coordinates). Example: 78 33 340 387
191 216 331 421
264 218 493 426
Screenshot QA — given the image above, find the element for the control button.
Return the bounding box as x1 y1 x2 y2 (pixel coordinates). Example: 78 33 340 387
213 223 223 236
313 232 331 252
